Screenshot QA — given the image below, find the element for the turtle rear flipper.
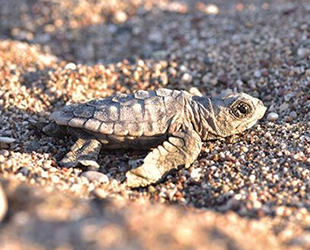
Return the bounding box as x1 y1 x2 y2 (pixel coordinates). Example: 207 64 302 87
60 138 102 170
125 127 202 187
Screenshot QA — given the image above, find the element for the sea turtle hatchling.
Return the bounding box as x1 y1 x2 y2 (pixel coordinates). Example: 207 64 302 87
43 88 266 187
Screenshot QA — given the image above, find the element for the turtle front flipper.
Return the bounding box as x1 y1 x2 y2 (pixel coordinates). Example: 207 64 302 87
60 138 102 170
125 127 202 188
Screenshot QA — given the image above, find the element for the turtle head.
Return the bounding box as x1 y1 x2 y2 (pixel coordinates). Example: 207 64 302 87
210 92 267 138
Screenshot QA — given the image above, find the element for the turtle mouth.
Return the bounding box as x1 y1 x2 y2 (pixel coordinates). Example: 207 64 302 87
235 118 258 132
259 105 267 119
246 120 258 129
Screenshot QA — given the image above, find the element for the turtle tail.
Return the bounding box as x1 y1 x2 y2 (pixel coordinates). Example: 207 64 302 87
38 122 67 138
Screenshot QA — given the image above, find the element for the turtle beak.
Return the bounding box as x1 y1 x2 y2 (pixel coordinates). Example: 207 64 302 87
256 100 267 119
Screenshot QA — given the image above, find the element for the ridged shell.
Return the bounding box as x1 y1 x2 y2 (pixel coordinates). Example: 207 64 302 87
50 88 186 137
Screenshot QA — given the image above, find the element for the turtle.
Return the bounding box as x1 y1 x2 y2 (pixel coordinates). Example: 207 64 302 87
43 88 266 187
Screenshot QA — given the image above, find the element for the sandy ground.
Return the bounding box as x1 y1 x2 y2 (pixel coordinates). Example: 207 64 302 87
1 0 310 249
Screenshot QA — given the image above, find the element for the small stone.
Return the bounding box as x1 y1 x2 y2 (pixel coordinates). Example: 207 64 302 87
0 150 9 157
297 47 310 58
180 65 188 72
41 171 49 178
202 74 210 84
168 67 177 76
198 3 219 14
254 70 262 78
249 175 256 183
181 73 193 83
241 146 249 152
222 184 230 193
271 158 277 163
267 112 279 121
253 200 262 209
289 111 297 119
65 62 76 70
276 206 290 216
236 79 243 87
0 137 15 144
148 30 163 44
81 171 109 183
42 160 53 170
279 102 289 111
234 194 242 200
113 11 128 24
205 4 219 14
51 176 60 183
148 186 157 193
190 168 200 179
264 132 272 139
18 167 29 176
26 141 40 151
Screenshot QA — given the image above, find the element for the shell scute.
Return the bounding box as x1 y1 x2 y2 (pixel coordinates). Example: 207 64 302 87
84 119 102 132
99 122 114 134
155 88 173 97
55 112 75 125
134 90 154 99
112 93 131 103
120 100 144 122
94 110 109 122
63 103 79 112
68 117 86 128
87 98 112 107
73 105 95 118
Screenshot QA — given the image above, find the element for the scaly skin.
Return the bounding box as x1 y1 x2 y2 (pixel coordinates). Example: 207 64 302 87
44 88 267 187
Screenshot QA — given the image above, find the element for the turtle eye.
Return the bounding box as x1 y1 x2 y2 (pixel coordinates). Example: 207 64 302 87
231 101 252 118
